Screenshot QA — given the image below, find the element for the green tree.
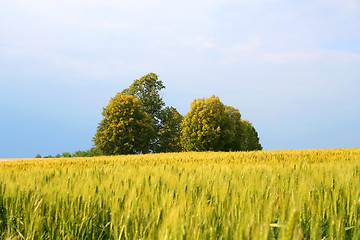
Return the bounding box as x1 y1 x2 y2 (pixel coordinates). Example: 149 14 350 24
72 150 88 157
181 95 235 151
240 120 263 151
181 95 262 152
122 73 182 153
61 152 71 158
154 106 183 152
122 73 165 117
93 93 154 155
225 105 244 151
86 147 102 157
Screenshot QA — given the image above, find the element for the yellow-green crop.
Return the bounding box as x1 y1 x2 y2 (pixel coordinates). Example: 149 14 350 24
1 148 360 239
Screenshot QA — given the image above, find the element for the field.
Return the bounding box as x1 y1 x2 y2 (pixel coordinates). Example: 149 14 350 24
1 148 360 239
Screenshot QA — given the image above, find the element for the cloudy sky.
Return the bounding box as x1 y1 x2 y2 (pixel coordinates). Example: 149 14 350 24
1 0 359 158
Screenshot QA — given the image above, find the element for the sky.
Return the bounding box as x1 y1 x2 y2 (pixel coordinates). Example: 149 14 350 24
1 0 359 158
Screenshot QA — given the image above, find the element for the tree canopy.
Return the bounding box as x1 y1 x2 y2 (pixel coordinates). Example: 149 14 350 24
240 120 262 151
181 95 262 152
181 95 232 151
122 73 165 118
122 73 182 153
155 106 183 152
93 93 154 155
93 74 262 155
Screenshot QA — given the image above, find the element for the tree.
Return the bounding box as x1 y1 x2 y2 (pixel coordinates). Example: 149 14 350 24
93 93 154 155
240 120 263 151
122 73 182 153
181 95 262 152
86 147 102 157
181 95 235 151
154 106 183 152
122 73 165 118
225 105 244 151
72 150 88 157
61 152 71 158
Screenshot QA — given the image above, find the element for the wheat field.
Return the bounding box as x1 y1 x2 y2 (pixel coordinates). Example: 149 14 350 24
1 148 360 239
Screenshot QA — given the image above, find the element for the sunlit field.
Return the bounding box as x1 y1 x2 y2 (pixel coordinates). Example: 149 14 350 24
1 148 360 239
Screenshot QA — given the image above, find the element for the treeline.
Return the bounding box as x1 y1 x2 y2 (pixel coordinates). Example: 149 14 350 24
36 148 101 158
37 73 262 158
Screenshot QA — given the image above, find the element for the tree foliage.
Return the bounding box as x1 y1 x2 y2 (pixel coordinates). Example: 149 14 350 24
92 73 261 155
224 105 245 151
62 152 71 158
37 148 102 159
240 120 262 151
154 106 183 152
181 95 262 152
122 73 165 118
181 95 233 151
122 73 182 153
93 93 154 155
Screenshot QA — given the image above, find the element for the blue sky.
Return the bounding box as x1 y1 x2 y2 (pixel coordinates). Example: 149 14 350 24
1 0 359 158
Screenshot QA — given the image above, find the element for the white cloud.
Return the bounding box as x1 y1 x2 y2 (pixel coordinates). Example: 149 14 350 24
94 20 139 30
261 49 360 64
176 36 217 49
225 38 261 52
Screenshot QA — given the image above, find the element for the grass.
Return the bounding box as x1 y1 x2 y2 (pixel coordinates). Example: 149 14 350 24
0 148 360 239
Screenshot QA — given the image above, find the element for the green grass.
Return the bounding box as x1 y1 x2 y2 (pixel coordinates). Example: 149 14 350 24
1 148 360 239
